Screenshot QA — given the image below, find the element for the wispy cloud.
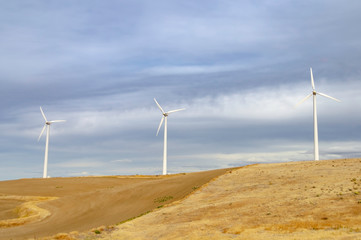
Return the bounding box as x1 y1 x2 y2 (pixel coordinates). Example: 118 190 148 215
142 64 245 76
54 160 104 168
111 159 133 163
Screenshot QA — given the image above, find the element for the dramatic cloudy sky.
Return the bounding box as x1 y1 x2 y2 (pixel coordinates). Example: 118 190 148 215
1 1 361 180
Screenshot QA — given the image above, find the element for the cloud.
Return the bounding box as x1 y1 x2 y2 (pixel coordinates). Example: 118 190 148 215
142 64 245 76
177 150 311 166
54 160 104 168
111 159 133 163
67 171 90 177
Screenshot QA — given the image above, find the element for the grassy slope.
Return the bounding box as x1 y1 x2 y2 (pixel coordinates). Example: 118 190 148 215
90 158 361 240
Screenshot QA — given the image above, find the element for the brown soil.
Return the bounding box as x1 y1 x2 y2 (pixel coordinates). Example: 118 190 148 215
0 168 233 240
0 200 23 221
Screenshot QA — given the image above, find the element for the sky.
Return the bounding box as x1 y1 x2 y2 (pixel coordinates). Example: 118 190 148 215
1 1 361 180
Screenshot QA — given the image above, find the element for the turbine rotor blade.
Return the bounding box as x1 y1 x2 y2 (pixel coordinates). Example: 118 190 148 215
40 106 47 122
154 98 165 114
38 125 46 141
167 108 186 114
310 68 315 90
156 116 164 136
296 93 312 107
49 120 66 123
317 92 341 102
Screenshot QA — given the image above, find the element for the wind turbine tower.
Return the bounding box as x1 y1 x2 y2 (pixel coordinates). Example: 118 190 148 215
154 98 185 175
38 107 66 178
297 68 340 160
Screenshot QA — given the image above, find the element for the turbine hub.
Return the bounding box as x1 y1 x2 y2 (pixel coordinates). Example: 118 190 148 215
313 91 317 95
163 113 168 117
46 122 51 125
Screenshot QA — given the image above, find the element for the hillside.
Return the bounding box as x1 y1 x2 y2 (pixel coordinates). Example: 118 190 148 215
84 158 361 240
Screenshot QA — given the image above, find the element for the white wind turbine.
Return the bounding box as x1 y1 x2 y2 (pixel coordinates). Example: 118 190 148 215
297 68 340 161
154 98 185 175
38 107 66 178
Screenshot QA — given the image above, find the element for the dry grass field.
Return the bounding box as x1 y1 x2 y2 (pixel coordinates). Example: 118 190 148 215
1 159 361 239
90 158 361 240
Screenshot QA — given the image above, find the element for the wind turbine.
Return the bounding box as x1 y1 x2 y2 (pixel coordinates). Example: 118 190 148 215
38 107 66 178
297 68 340 161
154 98 185 175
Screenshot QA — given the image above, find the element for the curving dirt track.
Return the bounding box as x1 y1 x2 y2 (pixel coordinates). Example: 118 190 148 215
0 168 233 240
